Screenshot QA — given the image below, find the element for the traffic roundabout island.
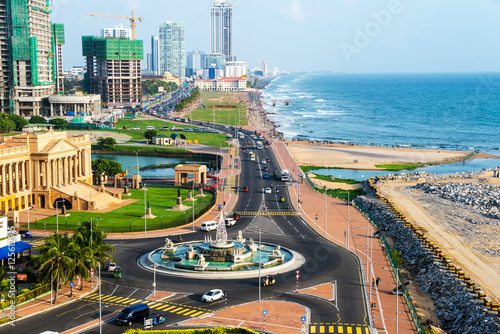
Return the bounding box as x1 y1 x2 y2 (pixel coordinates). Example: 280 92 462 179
138 220 305 279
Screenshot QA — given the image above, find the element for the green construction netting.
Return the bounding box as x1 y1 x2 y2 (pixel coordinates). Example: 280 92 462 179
29 36 39 85
90 38 143 60
51 23 65 44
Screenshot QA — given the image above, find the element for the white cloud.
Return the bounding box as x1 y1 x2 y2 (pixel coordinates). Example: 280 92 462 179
280 0 306 22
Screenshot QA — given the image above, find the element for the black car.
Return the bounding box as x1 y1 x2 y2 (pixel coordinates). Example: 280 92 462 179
262 166 269 171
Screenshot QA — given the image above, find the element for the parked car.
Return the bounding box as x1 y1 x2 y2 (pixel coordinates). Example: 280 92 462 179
184 128 193 132
201 289 224 303
146 126 155 130
193 128 202 132
160 127 169 131
132 127 141 130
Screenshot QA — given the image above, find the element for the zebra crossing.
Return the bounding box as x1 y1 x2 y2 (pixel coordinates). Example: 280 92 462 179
83 293 211 318
231 211 297 216
26 238 46 250
309 323 369 334
244 215 284 235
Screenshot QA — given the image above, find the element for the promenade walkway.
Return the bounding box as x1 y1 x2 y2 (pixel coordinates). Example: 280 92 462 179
271 139 417 334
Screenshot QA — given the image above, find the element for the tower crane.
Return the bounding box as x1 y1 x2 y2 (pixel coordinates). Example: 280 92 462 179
85 11 143 40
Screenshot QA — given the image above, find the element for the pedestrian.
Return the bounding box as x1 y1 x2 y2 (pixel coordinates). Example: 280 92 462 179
223 201 226 206
218 204 222 211
372 278 375 287
376 277 381 286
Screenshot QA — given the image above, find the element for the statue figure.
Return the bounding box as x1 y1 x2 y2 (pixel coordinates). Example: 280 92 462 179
272 245 282 256
188 244 194 252
177 188 181 197
147 200 150 209
164 238 173 248
197 254 205 265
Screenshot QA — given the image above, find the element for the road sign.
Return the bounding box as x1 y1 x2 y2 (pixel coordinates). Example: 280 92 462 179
296 270 299 274
301 316 306 322
263 310 267 315
296 274 300 279
70 282 74 287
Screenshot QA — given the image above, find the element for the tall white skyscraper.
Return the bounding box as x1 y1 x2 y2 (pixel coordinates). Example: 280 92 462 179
101 23 132 39
210 0 232 62
159 21 186 78
151 35 160 75
262 61 268 76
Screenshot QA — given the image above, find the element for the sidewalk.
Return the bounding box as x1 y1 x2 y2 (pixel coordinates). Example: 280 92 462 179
272 139 417 334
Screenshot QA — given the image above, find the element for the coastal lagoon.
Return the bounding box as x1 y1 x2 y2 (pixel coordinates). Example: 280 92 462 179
92 154 210 179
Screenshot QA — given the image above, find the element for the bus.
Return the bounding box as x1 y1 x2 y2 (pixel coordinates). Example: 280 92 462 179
281 169 290 182
256 141 263 149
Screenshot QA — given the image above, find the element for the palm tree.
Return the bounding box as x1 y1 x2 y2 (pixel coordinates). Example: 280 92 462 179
66 238 89 295
37 233 74 304
74 220 115 288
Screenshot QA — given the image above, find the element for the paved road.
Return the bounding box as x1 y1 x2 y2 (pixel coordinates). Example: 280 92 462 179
2 127 368 334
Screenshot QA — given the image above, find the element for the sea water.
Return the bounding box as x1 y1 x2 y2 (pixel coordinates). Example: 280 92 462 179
263 72 500 154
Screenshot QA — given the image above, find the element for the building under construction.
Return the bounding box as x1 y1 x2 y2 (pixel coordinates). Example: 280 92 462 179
0 1 66 116
82 36 143 106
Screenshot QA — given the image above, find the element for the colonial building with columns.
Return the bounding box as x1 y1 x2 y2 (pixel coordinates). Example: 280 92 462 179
0 129 95 215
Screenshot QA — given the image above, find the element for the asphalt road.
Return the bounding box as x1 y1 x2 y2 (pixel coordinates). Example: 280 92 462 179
2 127 369 334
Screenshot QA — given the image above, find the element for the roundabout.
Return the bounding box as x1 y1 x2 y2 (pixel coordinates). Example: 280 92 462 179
139 217 305 278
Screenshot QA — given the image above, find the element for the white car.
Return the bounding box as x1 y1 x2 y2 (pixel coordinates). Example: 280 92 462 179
224 218 236 227
131 127 141 130
201 289 224 303
108 263 117 272
265 187 272 194
261 159 266 164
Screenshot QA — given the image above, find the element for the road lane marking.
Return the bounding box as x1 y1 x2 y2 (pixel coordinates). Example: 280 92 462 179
127 289 139 298
56 304 87 317
110 285 119 296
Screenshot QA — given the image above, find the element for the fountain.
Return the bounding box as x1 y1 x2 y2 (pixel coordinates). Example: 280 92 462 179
147 215 301 275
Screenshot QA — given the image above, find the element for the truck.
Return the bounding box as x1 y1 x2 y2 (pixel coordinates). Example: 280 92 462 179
281 169 290 182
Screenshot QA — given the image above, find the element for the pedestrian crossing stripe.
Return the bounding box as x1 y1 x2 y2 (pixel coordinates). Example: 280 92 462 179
309 325 368 334
82 294 210 317
230 211 297 216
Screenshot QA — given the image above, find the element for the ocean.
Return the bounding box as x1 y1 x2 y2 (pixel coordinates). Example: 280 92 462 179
262 72 500 155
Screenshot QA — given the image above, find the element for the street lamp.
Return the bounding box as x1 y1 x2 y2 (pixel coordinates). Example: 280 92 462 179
153 263 158 297
324 186 327 237
258 227 261 302
144 183 147 237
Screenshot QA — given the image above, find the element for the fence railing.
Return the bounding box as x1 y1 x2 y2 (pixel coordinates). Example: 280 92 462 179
354 199 425 334
1 284 51 310
23 190 216 233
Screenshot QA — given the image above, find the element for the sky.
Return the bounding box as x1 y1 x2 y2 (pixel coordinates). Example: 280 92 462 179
50 0 500 73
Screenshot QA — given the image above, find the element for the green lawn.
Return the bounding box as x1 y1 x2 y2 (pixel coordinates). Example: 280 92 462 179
24 187 215 233
105 119 231 147
374 163 424 171
310 174 360 185
300 165 344 173
188 91 248 126
94 145 189 154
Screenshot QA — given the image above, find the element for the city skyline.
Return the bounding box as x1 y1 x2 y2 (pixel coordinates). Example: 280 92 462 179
50 0 500 73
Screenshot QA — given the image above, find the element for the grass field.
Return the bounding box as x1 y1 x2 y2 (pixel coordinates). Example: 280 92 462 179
24 187 216 233
188 91 248 126
374 163 425 171
112 119 231 147
96 145 189 154
310 174 360 185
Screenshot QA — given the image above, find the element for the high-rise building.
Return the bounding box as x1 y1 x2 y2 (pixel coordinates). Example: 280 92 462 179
204 53 226 73
225 61 247 78
151 35 160 75
159 21 185 78
51 24 65 94
210 0 232 62
0 0 58 116
146 53 152 71
101 23 132 39
262 61 268 76
82 36 143 106
186 50 205 77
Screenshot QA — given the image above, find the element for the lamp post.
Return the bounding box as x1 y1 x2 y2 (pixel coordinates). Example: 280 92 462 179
144 183 147 237
258 227 261 302
153 263 158 297
324 186 327 237
56 200 59 233
99 262 102 334
27 201 30 233
192 181 195 231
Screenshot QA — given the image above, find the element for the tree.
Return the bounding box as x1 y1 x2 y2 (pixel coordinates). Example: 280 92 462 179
49 118 69 129
91 158 123 177
74 220 114 288
0 118 15 133
29 115 46 124
37 233 74 304
144 130 158 143
6 115 28 131
105 137 117 148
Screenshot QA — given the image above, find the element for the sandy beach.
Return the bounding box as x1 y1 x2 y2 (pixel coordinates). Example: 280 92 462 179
286 141 499 170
